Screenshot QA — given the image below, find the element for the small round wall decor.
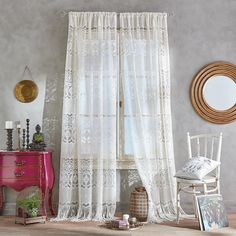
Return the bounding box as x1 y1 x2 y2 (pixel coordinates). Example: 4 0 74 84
14 66 38 103
14 80 38 103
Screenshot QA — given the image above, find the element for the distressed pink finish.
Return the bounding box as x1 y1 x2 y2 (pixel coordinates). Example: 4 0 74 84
0 150 55 217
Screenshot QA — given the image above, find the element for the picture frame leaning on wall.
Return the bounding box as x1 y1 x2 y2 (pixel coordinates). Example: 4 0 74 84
195 194 229 231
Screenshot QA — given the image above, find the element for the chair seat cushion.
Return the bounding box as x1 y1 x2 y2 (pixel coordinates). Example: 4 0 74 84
176 175 217 184
174 156 220 180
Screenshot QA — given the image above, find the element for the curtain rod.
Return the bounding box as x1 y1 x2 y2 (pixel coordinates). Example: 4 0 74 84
58 10 174 18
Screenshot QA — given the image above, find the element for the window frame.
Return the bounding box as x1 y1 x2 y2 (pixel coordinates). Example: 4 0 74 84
116 35 136 170
117 98 136 170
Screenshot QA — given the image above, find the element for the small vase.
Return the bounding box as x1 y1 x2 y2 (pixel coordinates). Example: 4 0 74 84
130 186 148 222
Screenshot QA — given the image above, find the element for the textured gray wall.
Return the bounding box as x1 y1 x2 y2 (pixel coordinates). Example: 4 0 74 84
0 0 236 215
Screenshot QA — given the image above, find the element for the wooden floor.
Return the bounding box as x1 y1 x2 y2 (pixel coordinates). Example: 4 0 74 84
0 215 236 236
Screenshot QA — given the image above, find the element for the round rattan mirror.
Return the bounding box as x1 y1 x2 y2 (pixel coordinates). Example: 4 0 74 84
190 62 236 124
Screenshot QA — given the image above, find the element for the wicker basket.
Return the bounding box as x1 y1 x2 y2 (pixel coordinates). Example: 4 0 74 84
130 187 148 222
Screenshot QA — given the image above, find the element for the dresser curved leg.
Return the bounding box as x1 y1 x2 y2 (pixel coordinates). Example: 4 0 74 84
48 188 55 216
42 189 47 218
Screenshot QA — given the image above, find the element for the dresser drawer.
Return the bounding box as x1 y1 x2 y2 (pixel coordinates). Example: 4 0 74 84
0 166 40 179
0 156 40 167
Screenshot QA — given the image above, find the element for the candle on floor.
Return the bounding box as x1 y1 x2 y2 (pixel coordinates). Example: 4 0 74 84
123 214 129 226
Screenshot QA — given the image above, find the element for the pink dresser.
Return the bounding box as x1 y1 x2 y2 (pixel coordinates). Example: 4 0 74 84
0 150 55 217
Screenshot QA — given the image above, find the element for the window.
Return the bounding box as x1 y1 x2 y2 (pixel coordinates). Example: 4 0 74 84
117 81 136 170
116 36 158 170
116 34 137 170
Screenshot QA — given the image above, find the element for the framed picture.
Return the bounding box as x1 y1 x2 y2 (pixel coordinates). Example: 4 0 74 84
195 194 229 231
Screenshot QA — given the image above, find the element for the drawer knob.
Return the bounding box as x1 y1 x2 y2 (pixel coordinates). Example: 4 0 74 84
15 160 26 166
14 171 24 177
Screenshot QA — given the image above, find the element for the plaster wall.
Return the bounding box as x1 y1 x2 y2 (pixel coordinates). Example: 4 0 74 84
0 0 236 215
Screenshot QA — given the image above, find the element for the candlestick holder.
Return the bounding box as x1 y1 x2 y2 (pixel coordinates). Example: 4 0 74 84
6 128 13 151
17 127 21 150
22 129 26 151
26 119 30 150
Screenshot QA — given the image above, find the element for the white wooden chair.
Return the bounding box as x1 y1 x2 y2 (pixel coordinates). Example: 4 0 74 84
176 132 223 224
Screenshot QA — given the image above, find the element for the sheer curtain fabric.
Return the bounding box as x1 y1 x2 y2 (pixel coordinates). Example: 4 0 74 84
56 11 176 223
120 13 176 222
56 12 118 221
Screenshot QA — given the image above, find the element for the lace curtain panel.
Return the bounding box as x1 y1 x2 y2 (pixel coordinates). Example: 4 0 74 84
56 12 118 221
55 11 176 222
120 13 176 222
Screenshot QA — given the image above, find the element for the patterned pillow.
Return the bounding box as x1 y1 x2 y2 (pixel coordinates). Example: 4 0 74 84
175 156 220 180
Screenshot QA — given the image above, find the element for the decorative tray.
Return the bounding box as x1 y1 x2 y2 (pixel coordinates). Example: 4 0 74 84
101 221 143 231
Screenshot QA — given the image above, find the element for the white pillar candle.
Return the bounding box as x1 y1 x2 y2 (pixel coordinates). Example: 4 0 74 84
16 124 21 129
5 121 14 129
123 214 129 221
123 214 130 227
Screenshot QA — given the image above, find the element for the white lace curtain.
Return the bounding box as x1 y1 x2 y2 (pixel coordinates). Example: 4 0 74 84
120 13 176 222
56 12 118 221
56 11 176 222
